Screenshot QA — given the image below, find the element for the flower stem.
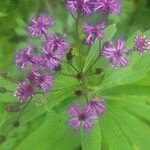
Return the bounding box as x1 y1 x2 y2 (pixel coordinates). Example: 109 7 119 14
75 13 82 70
81 73 89 103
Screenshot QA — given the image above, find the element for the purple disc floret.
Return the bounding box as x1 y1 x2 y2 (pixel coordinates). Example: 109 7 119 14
43 34 70 55
66 0 96 15
14 82 34 101
87 97 105 116
28 70 53 91
68 104 96 131
28 15 55 38
83 22 106 46
94 0 121 15
134 35 150 54
102 39 128 68
16 45 35 70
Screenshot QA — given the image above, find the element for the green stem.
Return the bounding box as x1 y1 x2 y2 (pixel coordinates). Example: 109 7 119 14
81 73 89 103
75 13 82 70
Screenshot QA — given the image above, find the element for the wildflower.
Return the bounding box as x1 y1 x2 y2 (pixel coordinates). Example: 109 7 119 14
28 70 53 91
16 45 35 70
102 39 128 68
68 104 96 131
14 82 34 101
43 34 70 55
28 15 54 38
83 22 105 45
87 98 105 116
134 35 150 54
66 0 96 15
94 0 121 15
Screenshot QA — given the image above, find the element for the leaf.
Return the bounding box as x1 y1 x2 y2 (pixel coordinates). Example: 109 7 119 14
83 40 100 73
16 111 80 150
102 24 117 42
81 121 101 150
109 108 150 150
100 111 132 150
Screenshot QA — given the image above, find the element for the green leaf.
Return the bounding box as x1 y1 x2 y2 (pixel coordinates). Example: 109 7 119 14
83 40 100 73
81 121 101 150
16 111 80 150
109 108 150 150
103 24 117 42
100 113 132 150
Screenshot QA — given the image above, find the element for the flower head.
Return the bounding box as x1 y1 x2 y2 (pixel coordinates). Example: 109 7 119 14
88 98 105 116
43 34 70 54
102 40 128 68
68 104 96 131
66 0 96 15
28 15 54 38
14 82 34 101
134 35 150 54
28 70 53 91
95 0 121 15
83 22 105 45
16 45 35 70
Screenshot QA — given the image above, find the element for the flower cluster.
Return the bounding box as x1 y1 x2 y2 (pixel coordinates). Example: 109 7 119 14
12 0 150 134
68 98 105 131
15 15 69 101
66 0 121 16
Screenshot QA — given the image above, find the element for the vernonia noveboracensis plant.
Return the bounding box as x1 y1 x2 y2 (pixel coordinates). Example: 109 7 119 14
0 0 150 148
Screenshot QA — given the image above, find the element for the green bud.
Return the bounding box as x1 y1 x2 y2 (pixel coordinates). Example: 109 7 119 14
74 90 82 96
0 87 7 93
5 104 20 112
13 121 20 128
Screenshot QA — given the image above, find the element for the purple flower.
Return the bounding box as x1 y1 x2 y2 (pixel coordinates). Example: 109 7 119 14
14 82 34 101
94 0 121 15
28 70 53 91
43 34 70 55
102 40 128 68
68 104 96 131
28 15 54 38
66 0 96 15
16 45 35 70
39 47 61 70
83 22 105 45
134 35 150 54
87 98 105 116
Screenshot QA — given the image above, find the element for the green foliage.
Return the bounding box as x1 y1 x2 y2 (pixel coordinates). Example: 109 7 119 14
0 0 150 150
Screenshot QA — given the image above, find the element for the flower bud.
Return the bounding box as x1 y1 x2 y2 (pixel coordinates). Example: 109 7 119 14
5 104 20 112
76 73 83 80
66 50 73 62
0 87 7 93
74 90 82 96
13 121 20 128
95 68 104 75
0 71 8 78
